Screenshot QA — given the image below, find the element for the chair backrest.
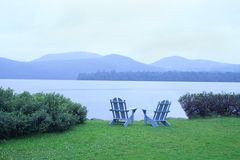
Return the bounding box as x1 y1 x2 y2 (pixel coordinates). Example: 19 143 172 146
153 100 171 121
110 98 129 120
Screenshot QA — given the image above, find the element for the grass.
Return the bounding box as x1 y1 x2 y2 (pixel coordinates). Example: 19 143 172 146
0 118 240 160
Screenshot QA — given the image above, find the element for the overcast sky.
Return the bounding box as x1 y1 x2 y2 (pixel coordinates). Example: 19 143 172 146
0 0 239 64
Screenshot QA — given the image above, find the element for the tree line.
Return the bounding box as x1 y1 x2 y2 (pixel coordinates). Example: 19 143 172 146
77 71 240 82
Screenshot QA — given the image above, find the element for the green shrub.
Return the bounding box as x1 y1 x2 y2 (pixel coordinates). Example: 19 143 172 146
179 92 240 119
0 87 87 139
0 88 15 112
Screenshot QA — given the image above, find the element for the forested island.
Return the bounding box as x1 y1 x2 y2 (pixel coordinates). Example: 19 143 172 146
77 71 240 82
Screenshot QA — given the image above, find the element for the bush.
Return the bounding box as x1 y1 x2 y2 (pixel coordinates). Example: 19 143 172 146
179 92 240 119
0 87 87 139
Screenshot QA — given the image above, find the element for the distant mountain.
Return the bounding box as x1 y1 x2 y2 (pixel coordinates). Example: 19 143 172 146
0 58 29 79
1 53 240 80
152 56 240 72
34 51 101 61
93 54 161 72
0 53 162 79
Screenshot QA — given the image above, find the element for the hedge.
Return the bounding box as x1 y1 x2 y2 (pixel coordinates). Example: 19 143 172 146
179 92 240 119
0 87 87 139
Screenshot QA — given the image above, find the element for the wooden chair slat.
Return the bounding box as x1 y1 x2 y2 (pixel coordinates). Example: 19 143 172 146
142 100 171 127
109 97 137 127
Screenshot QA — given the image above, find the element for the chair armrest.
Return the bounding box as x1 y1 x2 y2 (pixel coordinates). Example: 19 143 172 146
128 108 137 114
142 108 156 115
154 110 170 113
142 108 155 112
142 109 147 112
110 109 129 112
142 109 147 115
129 107 137 111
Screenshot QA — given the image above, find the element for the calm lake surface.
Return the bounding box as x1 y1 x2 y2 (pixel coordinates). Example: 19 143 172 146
1 79 240 120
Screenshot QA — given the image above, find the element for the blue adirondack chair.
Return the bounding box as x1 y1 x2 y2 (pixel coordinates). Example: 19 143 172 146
109 98 137 127
142 100 171 127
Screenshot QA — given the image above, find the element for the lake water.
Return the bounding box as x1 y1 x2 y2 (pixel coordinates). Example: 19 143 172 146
1 79 240 120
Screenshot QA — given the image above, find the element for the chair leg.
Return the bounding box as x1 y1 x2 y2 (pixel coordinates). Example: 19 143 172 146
144 115 159 127
124 119 131 127
124 114 134 127
109 119 116 126
125 109 137 127
130 114 134 125
150 120 159 127
161 121 170 126
144 116 147 125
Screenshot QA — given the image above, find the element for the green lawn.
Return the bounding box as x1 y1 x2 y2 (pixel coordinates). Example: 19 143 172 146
0 118 240 160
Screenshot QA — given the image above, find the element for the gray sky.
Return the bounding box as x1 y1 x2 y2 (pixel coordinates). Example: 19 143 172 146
0 0 239 64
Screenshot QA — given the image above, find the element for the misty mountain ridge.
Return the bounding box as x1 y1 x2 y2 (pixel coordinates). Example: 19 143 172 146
152 56 240 72
0 53 163 79
1 52 240 80
34 51 101 61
